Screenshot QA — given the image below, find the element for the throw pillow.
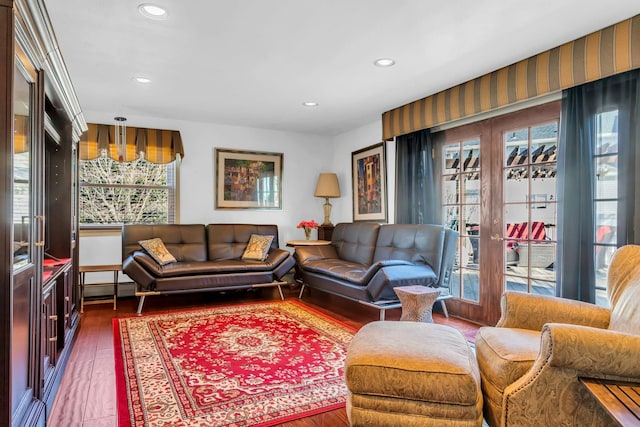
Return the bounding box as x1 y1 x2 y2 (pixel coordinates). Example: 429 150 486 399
138 238 177 265
241 234 274 261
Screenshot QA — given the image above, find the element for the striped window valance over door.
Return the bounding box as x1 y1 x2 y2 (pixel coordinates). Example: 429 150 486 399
79 123 184 164
382 14 640 140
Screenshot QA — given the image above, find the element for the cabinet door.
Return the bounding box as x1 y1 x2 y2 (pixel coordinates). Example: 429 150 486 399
11 49 40 424
41 286 57 390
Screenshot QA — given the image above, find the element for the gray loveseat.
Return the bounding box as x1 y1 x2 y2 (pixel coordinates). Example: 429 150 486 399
122 223 295 313
295 222 458 319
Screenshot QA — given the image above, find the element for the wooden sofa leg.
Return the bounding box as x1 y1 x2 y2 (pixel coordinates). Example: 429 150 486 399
298 284 306 299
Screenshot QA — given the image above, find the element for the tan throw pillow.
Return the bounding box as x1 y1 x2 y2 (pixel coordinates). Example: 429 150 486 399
242 234 274 261
138 238 177 265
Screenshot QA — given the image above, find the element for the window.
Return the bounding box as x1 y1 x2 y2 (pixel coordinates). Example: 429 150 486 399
442 138 481 302
503 122 558 296
593 109 619 306
79 157 177 225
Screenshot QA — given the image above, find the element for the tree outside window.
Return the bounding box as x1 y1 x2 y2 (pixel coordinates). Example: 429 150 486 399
79 157 176 225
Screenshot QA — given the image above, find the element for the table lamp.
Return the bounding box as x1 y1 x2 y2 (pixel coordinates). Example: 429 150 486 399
314 173 341 226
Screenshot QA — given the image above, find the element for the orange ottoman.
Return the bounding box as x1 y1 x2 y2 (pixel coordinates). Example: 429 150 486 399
345 321 483 426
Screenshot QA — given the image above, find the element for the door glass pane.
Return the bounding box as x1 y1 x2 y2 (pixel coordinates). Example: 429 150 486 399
504 122 558 294
442 139 480 302
594 109 619 306
13 64 32 270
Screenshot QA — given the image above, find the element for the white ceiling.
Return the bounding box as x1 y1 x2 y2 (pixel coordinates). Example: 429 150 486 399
45 0 639 136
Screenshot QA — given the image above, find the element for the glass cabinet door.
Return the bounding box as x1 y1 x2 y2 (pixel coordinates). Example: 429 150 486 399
13 62 32 271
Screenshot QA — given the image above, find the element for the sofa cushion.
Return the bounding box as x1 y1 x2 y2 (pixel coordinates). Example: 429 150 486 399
474 326 540 409
241 234 274 261
302 259 371 285
207 224 279 260
302 258 416 286
331 222 380 265
123 224 207 262
132 248 292 278
346 322 480 405
138 238 177 265
373 224 445 272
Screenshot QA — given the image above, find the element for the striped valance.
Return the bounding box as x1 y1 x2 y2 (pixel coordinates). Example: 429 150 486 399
382 14 640 140
80 123 184 164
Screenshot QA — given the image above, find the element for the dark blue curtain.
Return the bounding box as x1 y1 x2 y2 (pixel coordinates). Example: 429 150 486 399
395 129 436 224
558 69 640 302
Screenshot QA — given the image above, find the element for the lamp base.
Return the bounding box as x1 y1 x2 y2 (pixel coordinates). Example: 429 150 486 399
322 198 333 227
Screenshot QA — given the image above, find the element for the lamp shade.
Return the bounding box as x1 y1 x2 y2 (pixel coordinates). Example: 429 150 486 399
314 173 341 198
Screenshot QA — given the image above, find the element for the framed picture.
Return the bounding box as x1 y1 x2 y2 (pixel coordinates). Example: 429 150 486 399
352 142 387 222
215 148 283 209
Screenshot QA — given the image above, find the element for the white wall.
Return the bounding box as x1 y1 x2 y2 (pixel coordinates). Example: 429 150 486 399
78 112 397 289
330 119 395 225
79 110 352 287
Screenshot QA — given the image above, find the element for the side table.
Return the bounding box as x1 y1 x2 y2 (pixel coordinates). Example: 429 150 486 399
286 240 331 247
394 285 442 323
317 225 334 241
79 264 121 313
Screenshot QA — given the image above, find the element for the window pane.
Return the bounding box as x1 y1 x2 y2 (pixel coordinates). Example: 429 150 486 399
79 157 176 225
443 177 459 205
462 139 480 172
442 138 480 303
505 129 529 166
595 155 617 197
462 174 480 204
443 144 460 174
593 109 619 307
595 110 619 155
595 201 617 244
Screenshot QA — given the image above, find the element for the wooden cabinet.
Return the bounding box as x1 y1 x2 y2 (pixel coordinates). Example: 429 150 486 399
1 1 86 426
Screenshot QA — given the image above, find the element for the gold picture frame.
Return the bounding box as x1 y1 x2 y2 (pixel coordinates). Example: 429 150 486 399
215 148 283 209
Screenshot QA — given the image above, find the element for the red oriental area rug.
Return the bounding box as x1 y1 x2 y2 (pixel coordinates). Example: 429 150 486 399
113 300 355 427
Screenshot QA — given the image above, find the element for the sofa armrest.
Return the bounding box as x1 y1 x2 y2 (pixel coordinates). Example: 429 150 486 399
541 323 640 378
359 259 415 284
132 251 163 275
263 248 291 267
497 291 610 330
294 245 339 264
122 252 157 291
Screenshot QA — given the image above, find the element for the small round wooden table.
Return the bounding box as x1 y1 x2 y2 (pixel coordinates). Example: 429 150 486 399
393 285 442 323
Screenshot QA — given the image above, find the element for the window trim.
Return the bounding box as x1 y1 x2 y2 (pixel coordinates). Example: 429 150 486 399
78 156 180 227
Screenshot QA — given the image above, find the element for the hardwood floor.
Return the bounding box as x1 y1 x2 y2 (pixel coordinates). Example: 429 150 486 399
47 285 481 427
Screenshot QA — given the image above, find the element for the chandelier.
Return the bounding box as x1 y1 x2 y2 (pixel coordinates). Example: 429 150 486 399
114 116 127 162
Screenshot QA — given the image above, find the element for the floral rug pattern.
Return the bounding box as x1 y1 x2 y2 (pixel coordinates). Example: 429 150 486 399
114 300 355 426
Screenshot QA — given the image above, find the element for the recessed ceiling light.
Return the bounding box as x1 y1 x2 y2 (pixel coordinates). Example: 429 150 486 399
138 3 168 20
134 76 152 84
374 58 396 67
302 101 319 107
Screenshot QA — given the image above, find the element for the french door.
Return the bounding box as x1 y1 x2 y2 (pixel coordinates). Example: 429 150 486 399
438 101 561 325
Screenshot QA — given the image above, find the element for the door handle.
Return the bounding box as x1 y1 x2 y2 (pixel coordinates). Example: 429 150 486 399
35 214 45 247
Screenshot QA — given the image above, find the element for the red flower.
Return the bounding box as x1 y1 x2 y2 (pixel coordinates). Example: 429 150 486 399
296 220 319 229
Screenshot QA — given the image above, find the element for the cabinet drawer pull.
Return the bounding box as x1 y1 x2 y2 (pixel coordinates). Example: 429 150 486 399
49 337 57 342
49 315 57 321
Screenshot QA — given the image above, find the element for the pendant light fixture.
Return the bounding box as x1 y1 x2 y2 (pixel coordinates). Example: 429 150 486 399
114 116 127 162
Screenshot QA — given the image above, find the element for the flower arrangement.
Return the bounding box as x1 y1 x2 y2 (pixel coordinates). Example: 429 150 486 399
296 220 319 229
297 220 319 240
